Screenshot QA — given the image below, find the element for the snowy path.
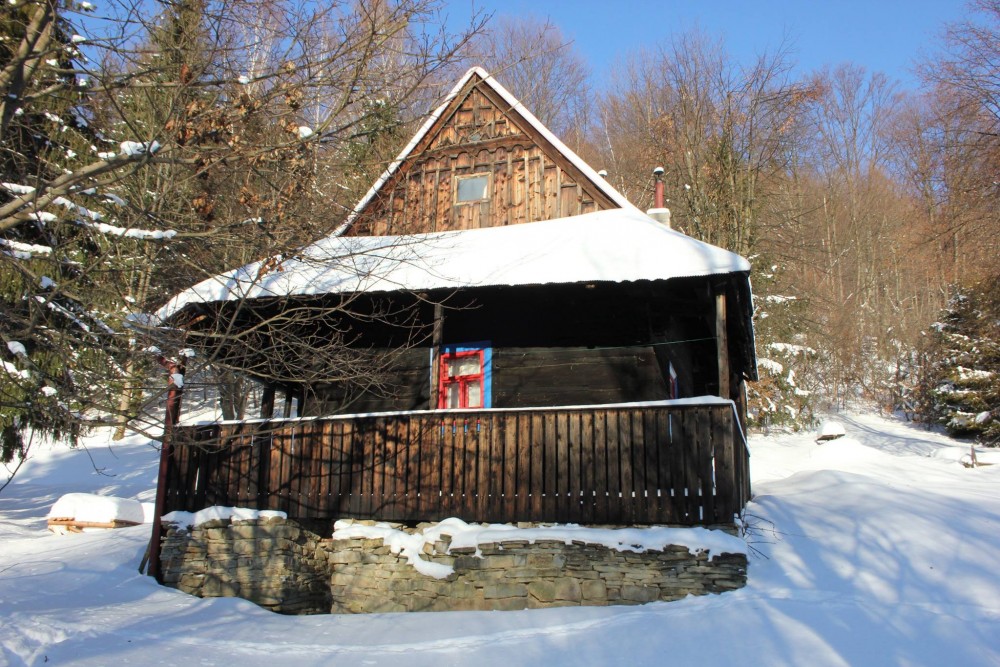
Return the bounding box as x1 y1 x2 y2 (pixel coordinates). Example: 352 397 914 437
1 414 999 666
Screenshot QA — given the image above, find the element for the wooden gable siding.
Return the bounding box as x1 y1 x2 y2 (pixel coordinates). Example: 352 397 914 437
349 79 619 236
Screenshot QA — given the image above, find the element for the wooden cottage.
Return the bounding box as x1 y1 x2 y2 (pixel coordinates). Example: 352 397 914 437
150 69 757 572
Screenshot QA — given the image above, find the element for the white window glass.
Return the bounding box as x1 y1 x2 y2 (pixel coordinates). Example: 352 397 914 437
446 382 461 408
456 175 489 202
466 380 482 408
449 356 481 377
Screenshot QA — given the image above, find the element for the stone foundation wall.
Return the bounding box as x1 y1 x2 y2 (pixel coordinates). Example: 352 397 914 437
160 518 747 614
160 517 331 613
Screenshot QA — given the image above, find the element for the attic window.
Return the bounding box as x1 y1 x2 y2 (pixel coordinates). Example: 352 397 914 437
455 173 490 203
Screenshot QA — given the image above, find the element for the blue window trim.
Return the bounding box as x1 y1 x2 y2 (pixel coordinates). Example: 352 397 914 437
431 341 492 408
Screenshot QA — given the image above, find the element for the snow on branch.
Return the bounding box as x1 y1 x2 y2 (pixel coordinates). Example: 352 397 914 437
0 144 169 231
79 219 177 240
768 342 817 356
35 296 93 333
2 183 36 195
0 238 53 259
1 359 30 380
3 179 176 240
53 196 104 221
121 140 160 156
32 296 117 337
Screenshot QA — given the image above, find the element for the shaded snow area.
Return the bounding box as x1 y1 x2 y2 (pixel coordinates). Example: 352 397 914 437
2 412 999 666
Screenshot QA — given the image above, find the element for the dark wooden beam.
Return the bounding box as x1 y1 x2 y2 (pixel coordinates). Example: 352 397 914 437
260 385 276 419
716 292 730 399
429 303 444 408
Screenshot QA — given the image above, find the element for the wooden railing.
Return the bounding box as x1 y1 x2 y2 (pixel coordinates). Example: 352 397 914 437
164 400 750 526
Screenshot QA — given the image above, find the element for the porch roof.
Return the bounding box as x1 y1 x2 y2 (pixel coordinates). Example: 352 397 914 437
153 209 751 323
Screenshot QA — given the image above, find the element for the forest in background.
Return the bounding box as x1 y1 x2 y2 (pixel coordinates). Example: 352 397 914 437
1 0 998 477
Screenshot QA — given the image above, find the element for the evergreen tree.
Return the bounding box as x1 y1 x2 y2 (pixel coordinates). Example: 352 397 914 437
1 0 107 464
746 261 818 430
919 276 1000 445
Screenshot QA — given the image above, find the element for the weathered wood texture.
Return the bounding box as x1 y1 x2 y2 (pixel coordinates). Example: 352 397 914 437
304 345 673 415
492 347 670 408
164 402 750 526
349 81 617 236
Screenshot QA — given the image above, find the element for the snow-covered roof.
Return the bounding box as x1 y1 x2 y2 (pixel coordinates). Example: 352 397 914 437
154 209 750 323
334 67 640 235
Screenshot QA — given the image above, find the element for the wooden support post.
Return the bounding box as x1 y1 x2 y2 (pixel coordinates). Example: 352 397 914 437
716 292 730 400
260 384 275 419
429 303 444 409
148 355 185 582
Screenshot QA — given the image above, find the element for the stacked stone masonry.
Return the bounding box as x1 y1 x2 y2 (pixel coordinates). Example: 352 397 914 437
159 518 747 615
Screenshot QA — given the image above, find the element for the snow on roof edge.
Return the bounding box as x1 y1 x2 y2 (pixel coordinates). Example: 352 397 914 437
152 210 751 324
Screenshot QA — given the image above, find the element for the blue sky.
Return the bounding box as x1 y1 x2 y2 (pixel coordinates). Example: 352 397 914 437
454 0 973 91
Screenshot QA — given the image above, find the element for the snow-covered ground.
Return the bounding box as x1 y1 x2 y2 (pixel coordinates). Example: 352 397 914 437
2 412 999 666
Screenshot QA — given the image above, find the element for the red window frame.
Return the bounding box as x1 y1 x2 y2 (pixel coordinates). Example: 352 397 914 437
437 349 485 409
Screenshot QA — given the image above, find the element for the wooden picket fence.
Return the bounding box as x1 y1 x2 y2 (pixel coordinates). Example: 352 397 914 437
163 401 750 526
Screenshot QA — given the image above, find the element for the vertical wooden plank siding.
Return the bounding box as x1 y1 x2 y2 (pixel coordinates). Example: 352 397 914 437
579 411 595 524
668 410 688 522
695 408 716 523
164 404 748 526
710 409 732 523
529 412 544 520
617 409 635 524
567 411 582 523
592 411 608 524
641 409 660 523
512 413 527 519
553 411 569 523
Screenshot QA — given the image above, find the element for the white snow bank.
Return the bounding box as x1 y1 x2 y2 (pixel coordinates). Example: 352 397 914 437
154 210 751 323
162 506 287 528
5 412 1000 666
48 493 146 525
332 517 746 579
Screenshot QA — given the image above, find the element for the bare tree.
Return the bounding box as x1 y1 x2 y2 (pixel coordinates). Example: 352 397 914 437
594 30 819 427
0 0 484 478
464 15 592 148
914 0 1000 282
596 31 810 255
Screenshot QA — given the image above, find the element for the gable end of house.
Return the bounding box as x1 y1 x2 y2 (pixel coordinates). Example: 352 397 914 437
342 68 637 236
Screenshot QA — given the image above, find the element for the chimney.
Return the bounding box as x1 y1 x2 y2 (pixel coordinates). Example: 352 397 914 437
646 166 671 228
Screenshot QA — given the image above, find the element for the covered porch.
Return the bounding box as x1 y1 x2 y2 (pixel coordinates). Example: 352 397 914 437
162 398 749 528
